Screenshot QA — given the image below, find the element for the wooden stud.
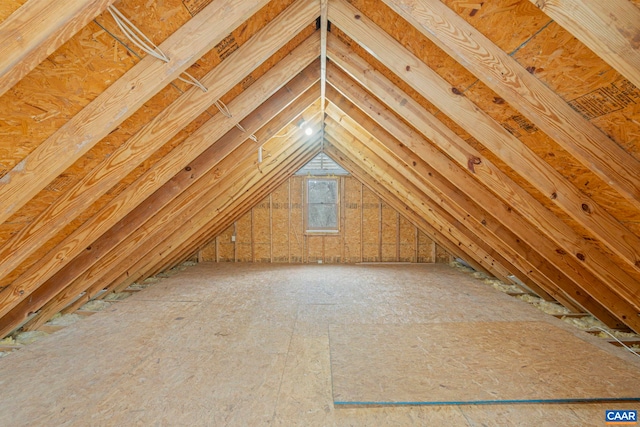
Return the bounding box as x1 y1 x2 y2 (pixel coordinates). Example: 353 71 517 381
288 179 292 263
360 181 364 263
378 198 383 262
396 211 400 262
269 194 273 263
251 207 255 263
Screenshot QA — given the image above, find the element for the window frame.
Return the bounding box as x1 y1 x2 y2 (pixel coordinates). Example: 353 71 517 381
305 177 340 234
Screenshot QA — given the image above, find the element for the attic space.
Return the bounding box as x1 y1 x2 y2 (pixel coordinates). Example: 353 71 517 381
1 0 640 424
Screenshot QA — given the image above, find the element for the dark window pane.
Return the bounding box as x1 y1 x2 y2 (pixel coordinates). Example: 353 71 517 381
308 179 337 204
308 204 338 229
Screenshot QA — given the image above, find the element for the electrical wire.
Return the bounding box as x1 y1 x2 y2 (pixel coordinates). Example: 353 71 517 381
108 5 257 142
108 5 169 62
595 327 640 359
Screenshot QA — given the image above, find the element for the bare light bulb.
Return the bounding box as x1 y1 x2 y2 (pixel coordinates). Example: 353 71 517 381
304 127 313 136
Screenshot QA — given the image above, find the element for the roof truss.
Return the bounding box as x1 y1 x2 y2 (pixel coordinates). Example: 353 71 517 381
0 0 638 337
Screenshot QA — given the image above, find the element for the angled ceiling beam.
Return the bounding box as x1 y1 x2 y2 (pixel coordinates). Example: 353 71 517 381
0 52 320 322
129 153 310 288
0 0 116 97
21 120 322 332
323 129 514 282
168 110 323 268
0 6 319 281
0 0 271 224
323 144 497 277
328 0 640 278
327 34 640 324
380 0 640 210
101 124 322 296
529 0 640 89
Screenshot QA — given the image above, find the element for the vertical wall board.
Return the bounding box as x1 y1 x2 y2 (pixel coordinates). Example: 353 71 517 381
417 230 435 263
343 177 361 263
436 244 453 264
362 187 380 262
200 241 217 262
271 181 290 263
399 216 416 262
324 235 342 263
253 196 271 263
307 235 323 263
289 177 304 263
217 224 235 262
201 177 453 264
236 213 252 262
381 202 397 262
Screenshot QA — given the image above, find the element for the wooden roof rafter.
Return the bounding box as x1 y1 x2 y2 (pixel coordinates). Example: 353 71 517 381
0 0 272 225
0 0 639 340
322 142 491 276
325 85 633 329
323 127 516 280
327 0 640 278
326 82 578 303
57 90 323 318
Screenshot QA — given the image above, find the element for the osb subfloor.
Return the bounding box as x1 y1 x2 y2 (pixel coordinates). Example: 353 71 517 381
0 263 638 426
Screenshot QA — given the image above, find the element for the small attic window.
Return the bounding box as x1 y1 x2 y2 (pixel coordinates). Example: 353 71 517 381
306 178 339 233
